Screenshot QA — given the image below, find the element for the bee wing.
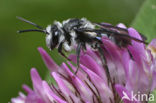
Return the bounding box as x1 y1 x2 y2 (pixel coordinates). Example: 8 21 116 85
94 22 147 43
98 22 147 41
94 22 128 34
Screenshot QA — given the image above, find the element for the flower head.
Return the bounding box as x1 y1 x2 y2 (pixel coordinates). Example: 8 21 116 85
11 24 156 103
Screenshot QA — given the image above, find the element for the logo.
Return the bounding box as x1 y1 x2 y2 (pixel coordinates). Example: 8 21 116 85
121 91 130 101
121 91 154 102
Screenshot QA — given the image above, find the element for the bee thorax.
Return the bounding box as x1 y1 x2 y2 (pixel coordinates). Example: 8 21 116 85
81 18 95 29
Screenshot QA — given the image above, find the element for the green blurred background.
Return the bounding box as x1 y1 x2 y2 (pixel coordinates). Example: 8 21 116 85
0 0 145 102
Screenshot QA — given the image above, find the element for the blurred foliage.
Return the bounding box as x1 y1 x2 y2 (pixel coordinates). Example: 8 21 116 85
0 0 146 102
132 0 156 41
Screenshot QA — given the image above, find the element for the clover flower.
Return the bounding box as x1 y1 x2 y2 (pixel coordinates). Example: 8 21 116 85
11 24 156 103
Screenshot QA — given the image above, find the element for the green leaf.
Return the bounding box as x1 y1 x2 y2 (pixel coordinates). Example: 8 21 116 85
131 0 156 41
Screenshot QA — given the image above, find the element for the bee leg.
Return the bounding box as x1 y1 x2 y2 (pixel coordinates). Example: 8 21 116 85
74 42 82 75
97 43 112 84
58 42 71 61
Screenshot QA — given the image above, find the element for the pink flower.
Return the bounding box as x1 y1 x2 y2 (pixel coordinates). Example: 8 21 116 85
11 24 156 103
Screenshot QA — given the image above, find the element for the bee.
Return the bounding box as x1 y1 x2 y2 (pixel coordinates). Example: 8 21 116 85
17 17 147 82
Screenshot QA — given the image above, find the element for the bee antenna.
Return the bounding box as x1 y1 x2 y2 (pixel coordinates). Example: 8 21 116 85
16 16 44 30
17 29 47 34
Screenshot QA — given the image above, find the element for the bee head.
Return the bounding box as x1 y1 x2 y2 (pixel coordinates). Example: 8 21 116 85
45 22 64 50
17 17 64 50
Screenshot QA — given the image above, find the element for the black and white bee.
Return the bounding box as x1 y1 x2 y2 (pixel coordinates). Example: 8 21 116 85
17 17 147 80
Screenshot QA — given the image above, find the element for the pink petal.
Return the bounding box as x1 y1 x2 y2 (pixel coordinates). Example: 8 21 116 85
125 59 152 94
52 72 80 102
101 37 126 84
25 92 45 103
148 38 156 48
52 72 72 95
122 49 131 79
101 37 122 61
69 54 107 82
22 84 33 94
30 68 43 94
151 71 156 90
67 61 87 79
30 68 50 103
38 47 59 72
80 64 113 102
61 64 93 102
128 28 146 65
42 81 67 103
61 63 74 77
